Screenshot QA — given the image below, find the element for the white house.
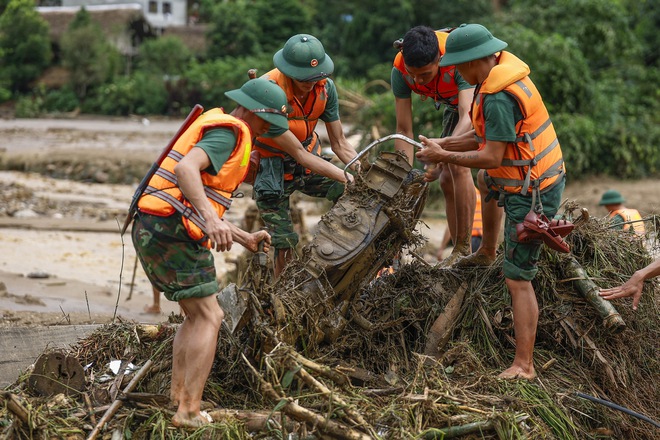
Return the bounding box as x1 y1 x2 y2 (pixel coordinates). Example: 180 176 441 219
60 0 190 29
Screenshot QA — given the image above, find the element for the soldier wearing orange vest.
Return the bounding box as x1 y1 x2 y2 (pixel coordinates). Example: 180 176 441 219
392 26 476 265
132 78 288 429
253 34 358 277
598 189 645 234
417 24 567 381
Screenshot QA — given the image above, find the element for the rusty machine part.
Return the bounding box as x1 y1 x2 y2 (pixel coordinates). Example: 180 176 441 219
220 135 429 345
28 351 85 396
296 136 429 344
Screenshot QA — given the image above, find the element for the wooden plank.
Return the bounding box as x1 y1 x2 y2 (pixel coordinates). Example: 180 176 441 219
0 324 101 387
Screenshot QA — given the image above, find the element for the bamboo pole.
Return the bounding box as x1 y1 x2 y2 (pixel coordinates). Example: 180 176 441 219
87 359 153 440
563 256 626 333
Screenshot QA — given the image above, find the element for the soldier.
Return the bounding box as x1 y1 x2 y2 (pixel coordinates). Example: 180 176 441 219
598 189 645 234
416 24 566 380
132 78 287 428
253 34 358 277
392 26 476 265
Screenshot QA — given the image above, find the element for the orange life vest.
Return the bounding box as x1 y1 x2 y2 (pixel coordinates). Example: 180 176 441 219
254 68 327 180
473 51 565 195
137 108 251 242
472 186 483 237
392 30 460 107
608 208 645 234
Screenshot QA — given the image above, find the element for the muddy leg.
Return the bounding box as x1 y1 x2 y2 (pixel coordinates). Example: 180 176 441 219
274 248 294 279
499 279 537 380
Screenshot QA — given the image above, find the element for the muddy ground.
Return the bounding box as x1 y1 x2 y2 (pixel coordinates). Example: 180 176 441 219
0 116 658 327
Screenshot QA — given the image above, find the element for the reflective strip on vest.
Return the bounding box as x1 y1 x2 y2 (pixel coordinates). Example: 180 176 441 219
153 167 233 210
144 185 207 233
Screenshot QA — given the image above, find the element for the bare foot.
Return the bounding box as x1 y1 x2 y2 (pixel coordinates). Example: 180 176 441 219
453 250 496 268
439 243 472 267
143 304 162 315
172 411 213 429
498 365 536 380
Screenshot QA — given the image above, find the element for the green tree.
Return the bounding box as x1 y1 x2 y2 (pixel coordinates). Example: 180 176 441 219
136 36 192 75
0 0 52 92
338 0 415 78
489 23 593 115
411 0 492 28
60 7 119 99
506 0 642 71
206 0 260 59
253 0 313 54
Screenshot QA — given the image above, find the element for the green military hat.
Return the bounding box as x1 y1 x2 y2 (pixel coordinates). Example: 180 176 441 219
273 34 334 82
598 189 625 205
440 23 508 67
225 77 289 130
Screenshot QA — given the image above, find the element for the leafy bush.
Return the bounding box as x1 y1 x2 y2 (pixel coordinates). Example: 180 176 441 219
179 55 272 112
490 23 594 115
43 87 79 113
14 92 45 118
136 36 192 75
83 72 167 116
60 10 120 99
0 0 52 92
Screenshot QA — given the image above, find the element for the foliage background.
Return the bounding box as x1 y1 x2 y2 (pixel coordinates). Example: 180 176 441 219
0 0 658 179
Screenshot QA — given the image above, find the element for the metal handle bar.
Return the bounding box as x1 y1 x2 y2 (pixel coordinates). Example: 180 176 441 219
344 134 425 181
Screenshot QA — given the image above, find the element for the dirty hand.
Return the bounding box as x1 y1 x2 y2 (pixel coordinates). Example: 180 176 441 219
247 230 271 254
423 163 442 182
416 135 446 165
206 217 234 252
599 272 644 311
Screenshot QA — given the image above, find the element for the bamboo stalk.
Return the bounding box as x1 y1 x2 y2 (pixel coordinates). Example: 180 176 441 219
563 256 626 333
285 347 350 387
420 413 528 439
87 359 153 440
2 392 30 425
295 365 375 436
424 283 467 357
243 354 370 440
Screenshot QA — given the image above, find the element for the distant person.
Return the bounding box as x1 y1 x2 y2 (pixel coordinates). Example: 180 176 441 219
253 34 358 277
600 258 659 310
132 77 287 429
143 286 162 315
598 189 645 234
392 26 476 265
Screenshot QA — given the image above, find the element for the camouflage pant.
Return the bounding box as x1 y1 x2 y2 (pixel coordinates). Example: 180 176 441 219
442 107 459 137
255 173 343 249
131 212 219 302
501 177 566 281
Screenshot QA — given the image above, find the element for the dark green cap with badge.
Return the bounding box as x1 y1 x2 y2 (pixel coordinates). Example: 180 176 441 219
598 189 625 205
225 77 289 131
440 23 508 66
273 34 334 82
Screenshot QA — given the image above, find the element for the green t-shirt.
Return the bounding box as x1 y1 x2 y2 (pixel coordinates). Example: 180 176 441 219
266 77 341 138
194 127 236 175
482 92 524 142
390 66 473 104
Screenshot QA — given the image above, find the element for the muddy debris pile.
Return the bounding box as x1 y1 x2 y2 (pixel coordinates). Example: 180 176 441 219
2 205 659 439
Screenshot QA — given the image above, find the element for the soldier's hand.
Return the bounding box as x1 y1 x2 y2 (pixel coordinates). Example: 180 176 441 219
248 230 271 253
206 217 234 252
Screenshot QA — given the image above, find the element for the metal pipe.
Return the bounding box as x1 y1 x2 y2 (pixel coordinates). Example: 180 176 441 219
343 134 425 181
575 391 660 428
